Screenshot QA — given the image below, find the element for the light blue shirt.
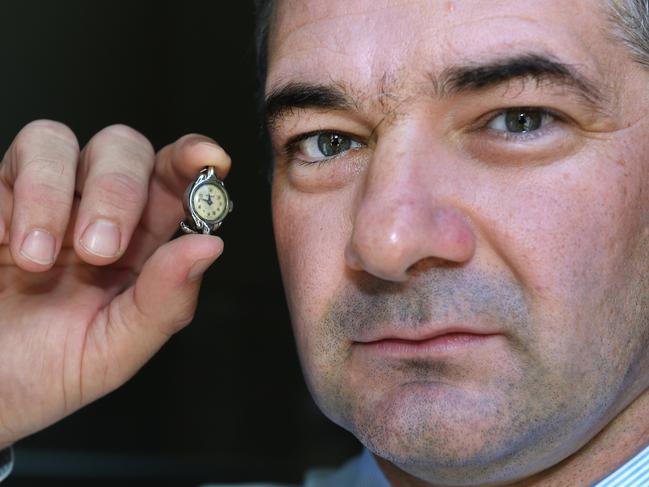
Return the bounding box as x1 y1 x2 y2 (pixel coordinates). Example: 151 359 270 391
301 449 390 487
592 443 649 487
345 444 649 487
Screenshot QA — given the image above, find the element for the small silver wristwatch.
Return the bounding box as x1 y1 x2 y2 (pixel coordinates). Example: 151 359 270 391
179 166 233 235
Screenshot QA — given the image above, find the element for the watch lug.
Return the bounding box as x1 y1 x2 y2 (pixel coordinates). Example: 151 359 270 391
179 221 198 234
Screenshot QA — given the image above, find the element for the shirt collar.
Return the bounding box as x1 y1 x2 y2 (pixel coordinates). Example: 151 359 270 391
357 449 391 487
591 443 649 487
360 442 649 487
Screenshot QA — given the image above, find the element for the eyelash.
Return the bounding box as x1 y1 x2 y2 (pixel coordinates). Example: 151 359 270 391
480 107 564 141
283 107 566 165
284 130 363 166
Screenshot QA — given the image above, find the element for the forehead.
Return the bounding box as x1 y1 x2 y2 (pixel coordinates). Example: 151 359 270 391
267 0 615 95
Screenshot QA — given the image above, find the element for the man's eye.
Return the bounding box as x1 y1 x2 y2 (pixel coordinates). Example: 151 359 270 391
486 108 556 134
292 132 362 163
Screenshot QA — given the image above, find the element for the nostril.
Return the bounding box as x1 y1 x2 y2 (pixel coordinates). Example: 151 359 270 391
406 256 465 276
345 228 413 282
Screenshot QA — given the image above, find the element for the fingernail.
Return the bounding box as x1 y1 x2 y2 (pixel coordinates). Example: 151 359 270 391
21 229 56 265
80 219 121 257
197 141 219 150
187 257 215 281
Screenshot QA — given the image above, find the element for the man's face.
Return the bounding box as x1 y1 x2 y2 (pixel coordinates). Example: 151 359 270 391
267 0 649 483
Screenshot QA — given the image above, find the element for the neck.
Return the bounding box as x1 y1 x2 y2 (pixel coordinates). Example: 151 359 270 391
376 387 649 486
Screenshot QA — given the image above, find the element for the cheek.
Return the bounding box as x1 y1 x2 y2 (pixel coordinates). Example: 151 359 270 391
272 183 353 346
483 142 649 359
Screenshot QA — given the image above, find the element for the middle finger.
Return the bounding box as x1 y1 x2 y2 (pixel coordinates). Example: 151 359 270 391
73 124 155 265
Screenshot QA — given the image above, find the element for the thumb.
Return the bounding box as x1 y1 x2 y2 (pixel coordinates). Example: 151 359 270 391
81 234 223 401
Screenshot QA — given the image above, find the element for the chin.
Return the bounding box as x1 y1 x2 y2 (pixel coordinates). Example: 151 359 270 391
337 381 553 485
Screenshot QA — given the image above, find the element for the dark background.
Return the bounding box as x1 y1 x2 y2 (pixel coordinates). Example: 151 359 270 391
0 1 361 485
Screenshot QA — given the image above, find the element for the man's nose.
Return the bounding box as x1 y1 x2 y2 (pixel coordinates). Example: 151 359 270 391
345 128 476 282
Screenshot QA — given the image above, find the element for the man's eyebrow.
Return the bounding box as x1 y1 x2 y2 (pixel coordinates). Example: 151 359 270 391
439 53 604 108
264 82 353 131
264 54 606 130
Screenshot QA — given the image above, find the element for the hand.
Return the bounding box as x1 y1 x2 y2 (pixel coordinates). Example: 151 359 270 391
0 120 231 448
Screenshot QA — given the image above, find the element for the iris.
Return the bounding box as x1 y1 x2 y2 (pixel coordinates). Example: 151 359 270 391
317 133 352 157
505 109 543 133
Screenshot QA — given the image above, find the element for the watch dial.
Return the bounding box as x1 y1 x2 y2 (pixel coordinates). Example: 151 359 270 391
192 183 227 222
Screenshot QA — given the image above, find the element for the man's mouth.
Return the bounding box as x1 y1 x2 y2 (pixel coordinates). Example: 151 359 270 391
353 327 503 358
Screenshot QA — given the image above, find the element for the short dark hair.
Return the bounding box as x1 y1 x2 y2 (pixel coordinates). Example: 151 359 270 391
252 0 277 179
253 0 275 93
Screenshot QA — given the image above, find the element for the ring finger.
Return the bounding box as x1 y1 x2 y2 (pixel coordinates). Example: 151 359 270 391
1 120 80 271
73 124 156 265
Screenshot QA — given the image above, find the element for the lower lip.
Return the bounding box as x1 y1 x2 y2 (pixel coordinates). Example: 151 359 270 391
355 333 499 357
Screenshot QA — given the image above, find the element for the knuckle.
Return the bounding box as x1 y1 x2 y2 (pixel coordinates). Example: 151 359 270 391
20 155 68 180
90 172 146 212
14 120 79 155
17 178 72 222
91 124 154 157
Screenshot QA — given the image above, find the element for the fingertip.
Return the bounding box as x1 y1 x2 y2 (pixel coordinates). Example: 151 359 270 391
169 234 224 282
180 233 224 260
193 142 232 179
174 135 232 180
187 252 219 282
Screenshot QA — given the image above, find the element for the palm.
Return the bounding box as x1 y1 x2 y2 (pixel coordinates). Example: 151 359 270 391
0 233 148 444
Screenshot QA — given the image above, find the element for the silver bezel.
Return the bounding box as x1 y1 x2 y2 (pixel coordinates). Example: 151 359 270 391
180 166 233 235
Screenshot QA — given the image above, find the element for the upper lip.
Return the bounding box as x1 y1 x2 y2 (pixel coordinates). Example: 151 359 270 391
353 324 502 344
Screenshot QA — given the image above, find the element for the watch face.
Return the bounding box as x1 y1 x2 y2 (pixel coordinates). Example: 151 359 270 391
192 182 228 222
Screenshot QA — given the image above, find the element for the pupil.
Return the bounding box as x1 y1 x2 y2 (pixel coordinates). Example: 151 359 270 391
318 133 351 157
506 110 542 133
